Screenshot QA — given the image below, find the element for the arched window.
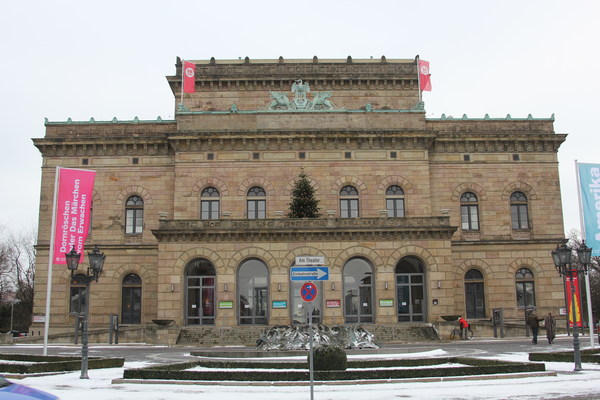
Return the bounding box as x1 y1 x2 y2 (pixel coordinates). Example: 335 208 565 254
121 273 142 324
185 258 216 325
238 259 268 325
125 195 144 234
386 185 405 217
464 269 485 319
340 185 359 218
395 256 425 322
201 187 220 220
515 267 536 308
70 274 87 314
460 192 479 231
510 191 530 230
343 257 373 323
247 187 266 219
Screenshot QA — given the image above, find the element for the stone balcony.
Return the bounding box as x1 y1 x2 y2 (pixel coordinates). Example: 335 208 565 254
152 216 456 243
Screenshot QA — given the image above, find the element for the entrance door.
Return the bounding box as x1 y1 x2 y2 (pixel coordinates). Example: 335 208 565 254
395 257 426 322
121 273 142 324
465 269 486 319
185 258 216 325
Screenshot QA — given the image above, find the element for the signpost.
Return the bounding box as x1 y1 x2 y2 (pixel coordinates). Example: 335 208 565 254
300 282 318 400
290 266 329 281
291 256 326 400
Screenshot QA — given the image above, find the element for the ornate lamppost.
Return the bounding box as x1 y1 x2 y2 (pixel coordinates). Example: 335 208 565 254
551 241 592 371
65 245 105 379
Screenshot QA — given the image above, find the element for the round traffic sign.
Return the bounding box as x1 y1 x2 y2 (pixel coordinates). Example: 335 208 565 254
300 282 318 302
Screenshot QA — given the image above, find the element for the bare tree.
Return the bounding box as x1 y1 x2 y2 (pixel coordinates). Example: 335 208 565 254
0 226 36 332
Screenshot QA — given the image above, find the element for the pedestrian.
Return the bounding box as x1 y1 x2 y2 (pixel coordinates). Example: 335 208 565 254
528 310 543 344
458 315 469 340
545 312 556 344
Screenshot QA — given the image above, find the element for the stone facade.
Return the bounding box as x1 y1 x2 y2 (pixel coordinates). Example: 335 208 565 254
31 57 567 343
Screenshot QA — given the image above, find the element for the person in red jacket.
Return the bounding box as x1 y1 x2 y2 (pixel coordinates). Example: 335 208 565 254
458 316 469 340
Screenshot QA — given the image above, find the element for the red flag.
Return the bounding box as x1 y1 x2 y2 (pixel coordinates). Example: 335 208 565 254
565 269 584 328
53 168 96 264
183 60 196 93
418 59 432 91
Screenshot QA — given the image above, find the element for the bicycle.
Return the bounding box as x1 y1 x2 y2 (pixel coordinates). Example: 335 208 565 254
449 324 473 340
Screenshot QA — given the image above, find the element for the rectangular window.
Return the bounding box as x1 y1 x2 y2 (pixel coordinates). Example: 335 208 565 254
463 154 471 161
132 157 139 165
461 205 479 230
126 209 143 234
247 200 266 219
345 152 352 159
253 152 260 160
390 151 397 159
70 287 86 314
386 199 405 217
201 200 219 219
341 199 359 218
82 158 89 165
299 152 306 159
511 205 529 229
207 153 215 160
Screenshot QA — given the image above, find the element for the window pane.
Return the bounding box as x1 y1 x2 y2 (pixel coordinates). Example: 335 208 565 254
350 199 359 217
469 207 479 230
461 206 470 230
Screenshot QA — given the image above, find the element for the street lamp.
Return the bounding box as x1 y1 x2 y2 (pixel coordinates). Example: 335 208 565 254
65 245 105 379
551 242 592 371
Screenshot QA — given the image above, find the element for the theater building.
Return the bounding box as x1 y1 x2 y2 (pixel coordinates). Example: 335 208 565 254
31 57 567 344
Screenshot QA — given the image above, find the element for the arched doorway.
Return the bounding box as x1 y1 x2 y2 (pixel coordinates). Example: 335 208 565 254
237 259 269 325
121 273 142 324
395 256 426 322
185 258 216 325
465 269 486 319
343 257 373 323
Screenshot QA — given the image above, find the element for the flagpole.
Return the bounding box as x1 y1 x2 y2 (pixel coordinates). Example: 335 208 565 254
416 55 422 102
575 159 595 347
179 58 185 108
43 166 60 355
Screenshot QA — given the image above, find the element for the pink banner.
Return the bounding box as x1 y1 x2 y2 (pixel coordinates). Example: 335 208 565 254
53 168 96 264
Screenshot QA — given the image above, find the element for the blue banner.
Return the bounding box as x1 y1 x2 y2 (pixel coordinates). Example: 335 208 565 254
578 162 600 256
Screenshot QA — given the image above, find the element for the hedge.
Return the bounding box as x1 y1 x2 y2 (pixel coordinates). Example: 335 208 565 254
0 354 124 374
122 357 545 381
529 348 600 364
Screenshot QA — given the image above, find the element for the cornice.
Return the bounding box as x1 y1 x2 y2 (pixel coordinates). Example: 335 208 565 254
152 217 457 243
432 133 566 153
32 129 565 157
32 137 172 157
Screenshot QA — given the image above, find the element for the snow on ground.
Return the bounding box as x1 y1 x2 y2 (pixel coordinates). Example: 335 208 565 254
5 347 600 400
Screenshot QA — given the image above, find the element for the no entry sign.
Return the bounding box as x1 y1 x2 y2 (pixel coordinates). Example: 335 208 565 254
300 282 318 302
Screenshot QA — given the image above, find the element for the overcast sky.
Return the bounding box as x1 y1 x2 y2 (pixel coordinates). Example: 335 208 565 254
1 0 599 239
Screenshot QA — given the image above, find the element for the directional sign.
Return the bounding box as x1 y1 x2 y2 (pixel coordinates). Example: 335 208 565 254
300 282 318 302
290 266 329 281
295 256 325 266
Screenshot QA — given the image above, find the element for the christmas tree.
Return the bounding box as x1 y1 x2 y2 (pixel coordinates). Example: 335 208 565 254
287 169 321 218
